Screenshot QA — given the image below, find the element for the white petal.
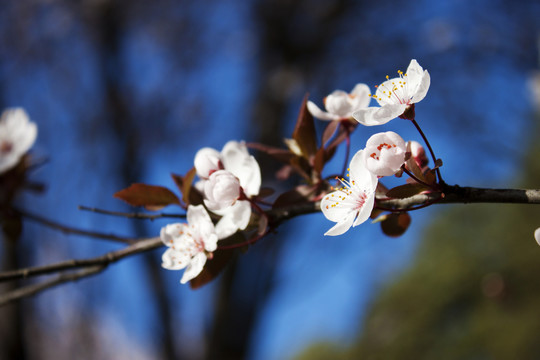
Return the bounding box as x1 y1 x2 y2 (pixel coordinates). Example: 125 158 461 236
187 205 213 231
221 141 261 197
349 150 377 190
350 83 371 109
535 227 540 246
194 147 222 179
204 233 219 252
214 200 252 239
321 191 356 223
307 101 338 121
325 90 353 118
180 252 207 284
404 59 424 93
162 248 190 270
324 211 356 236
160 223 187 246
352 192 375 227
412 70 430 104
352 104 407 126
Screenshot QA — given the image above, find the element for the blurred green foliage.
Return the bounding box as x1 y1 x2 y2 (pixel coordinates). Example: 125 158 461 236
296 118 540 359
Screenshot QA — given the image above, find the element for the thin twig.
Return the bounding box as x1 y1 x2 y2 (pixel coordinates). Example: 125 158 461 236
0 265 107 307
0 237 162 283
401 165 436 189
411 119 442 183
13 208 135 244
78 205 186 220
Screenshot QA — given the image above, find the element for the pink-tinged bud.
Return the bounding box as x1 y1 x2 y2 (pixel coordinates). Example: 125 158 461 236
408 140 428 168
364 131 407 177
194 148 223 179
203 170 240 211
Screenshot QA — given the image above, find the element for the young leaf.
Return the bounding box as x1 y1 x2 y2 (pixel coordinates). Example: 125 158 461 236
190 248 235 289
386 183 430 199
272 184 317 209
381 212 411 237
114 183 180 211
292 94 318 158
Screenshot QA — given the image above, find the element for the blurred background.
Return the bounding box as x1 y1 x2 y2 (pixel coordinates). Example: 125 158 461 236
1 0 540 359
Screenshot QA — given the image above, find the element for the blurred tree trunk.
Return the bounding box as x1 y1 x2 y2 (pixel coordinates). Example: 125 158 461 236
206 1 348 359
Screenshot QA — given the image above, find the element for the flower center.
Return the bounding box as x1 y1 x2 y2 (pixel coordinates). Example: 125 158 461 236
370 70 412 105
370 142 397 160
325 174 367 211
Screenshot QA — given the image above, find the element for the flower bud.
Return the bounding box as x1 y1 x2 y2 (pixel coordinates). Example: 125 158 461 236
194 148 223 179
364 131 407 177
203 170 240 211
408 140 428 168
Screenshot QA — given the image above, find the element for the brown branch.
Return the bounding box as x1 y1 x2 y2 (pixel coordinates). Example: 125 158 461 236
78 205 186 220
0 237 162 283
0 265 107 307
2 184 540 305
13 208 136 244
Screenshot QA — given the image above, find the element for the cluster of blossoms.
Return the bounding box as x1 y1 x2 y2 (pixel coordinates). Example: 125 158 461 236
309 59 431 235
157 59 433 284
0 108 37 175
161 141 261 283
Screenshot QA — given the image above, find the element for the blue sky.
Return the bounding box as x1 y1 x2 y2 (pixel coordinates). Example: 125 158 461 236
2 0 540 359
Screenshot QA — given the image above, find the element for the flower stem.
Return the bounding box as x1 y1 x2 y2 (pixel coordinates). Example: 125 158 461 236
411 119 442 183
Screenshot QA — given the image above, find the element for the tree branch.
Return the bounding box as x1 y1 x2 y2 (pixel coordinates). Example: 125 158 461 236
2 184 540 305
0 237 162 283
78 205 186 220
0 265 107 306
13 208 136 244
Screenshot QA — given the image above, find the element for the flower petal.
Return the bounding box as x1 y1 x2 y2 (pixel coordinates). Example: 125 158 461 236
412 70 430 104
221 141 261 197
350 83 371 109
352 104 407 126
307 101 338 121
162 248 190 271
214 200 252 239
180 252 207 284
349 150 377 190
404 59 424 93
194 147 222 179
353 191 375 227
324 211 356 236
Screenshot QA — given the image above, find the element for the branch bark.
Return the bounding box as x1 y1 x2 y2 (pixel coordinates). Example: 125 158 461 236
1 184 540 305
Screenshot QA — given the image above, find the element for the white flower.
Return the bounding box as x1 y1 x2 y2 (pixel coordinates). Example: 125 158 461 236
534 227 540 246
160 205 218 284
364 131 407 177
194 140 261 238
0 108 37 174
307 83 371 121
203 170 241 211
352 59 430 126
321 150 378 236
194 147 223 179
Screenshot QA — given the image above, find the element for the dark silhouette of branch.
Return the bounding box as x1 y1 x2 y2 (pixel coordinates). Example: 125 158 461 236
78 205 186 220
0 265 107 307
0 237 161 283
1 184 540 306
13 208 136 244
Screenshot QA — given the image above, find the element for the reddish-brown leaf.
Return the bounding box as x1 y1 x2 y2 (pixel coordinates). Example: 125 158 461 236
292 94 318 158
190 248 236 289
381 212 411 237
114 183 180 210
321 120 340 146
247 142 294 163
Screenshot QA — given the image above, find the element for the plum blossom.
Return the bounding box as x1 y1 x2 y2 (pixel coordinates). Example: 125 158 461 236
307 83 371 121
194 141 261 239
0 108 37 174
364 131 407 177
203 170 241 211
321 150 378 236
353 59 430 126
160 205 218 284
